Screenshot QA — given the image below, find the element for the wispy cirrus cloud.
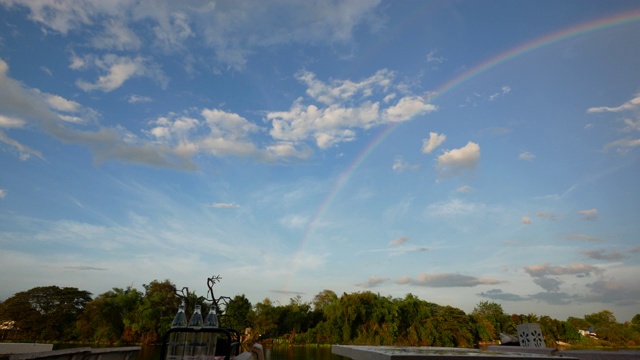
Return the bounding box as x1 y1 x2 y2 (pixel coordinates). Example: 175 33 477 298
389 236 409 246
207 202 240 209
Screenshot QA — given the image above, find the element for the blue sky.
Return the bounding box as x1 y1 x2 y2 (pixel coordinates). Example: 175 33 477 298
1 0 639 322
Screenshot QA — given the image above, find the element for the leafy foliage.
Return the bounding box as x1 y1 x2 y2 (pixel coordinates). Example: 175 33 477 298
1 281 639 347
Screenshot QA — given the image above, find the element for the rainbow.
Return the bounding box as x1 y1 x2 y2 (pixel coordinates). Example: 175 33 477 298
282 8 640 296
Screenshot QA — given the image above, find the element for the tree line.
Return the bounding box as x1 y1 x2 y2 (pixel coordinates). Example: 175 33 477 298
1 280 639 349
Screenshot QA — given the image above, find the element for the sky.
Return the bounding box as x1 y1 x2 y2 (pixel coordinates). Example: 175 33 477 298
1 0 639 323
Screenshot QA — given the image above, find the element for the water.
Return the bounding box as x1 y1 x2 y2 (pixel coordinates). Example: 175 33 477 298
135 344 347 360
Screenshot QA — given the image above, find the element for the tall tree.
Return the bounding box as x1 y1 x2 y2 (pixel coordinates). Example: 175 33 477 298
222 294 253 331
0 286 92 341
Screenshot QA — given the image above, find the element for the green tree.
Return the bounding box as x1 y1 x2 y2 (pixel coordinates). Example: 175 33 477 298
75 287 142 344
0 286 91 341
133 280 181 343
472 301 513 338
222 294 253 331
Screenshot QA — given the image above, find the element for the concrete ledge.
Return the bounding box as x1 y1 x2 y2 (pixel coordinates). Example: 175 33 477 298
486 346 640 360
557 350 640 360
0 344 54 355
8 348 91 360
486 346 558 356
6 347 140 360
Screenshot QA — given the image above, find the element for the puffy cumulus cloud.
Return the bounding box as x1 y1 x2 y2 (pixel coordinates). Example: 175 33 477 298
74 54 168 92
2 0 382 69
580 249 625 261
523 263 602 278
402 273 502 287
518 151 535 161
587 93 640 113
389 236 409 246
358 276 390 288
436 141 480 178
422 132 446 154
382 96 436 123
521 216 532 224
297 69 393 106
268 70 435 150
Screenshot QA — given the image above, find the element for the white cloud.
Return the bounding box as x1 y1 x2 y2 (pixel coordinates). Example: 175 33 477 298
280 214 309 229
207 202 240 209
436 141 480 178
74 55 168 92
0 130 44 160
605 138 640 151
587 93 640 113
622 117 640 132
382 95 436 123
392 157 408 172
128 95 153 103
0 189 6 198
426 49 444 64
518 151 535 161
427 199 484 217
578 208 598 221
456 185 474 193
488 85 511 101
389 236 409 246
268 70 435 150
44 94 81 112
2 1 382 69
422 132 446 154
0 114 25 128
91 19 142 51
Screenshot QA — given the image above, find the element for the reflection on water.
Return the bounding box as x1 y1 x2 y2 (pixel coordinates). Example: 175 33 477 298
135 344 347 360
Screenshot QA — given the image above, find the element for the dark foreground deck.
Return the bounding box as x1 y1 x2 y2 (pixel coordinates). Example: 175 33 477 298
333 345 640 360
